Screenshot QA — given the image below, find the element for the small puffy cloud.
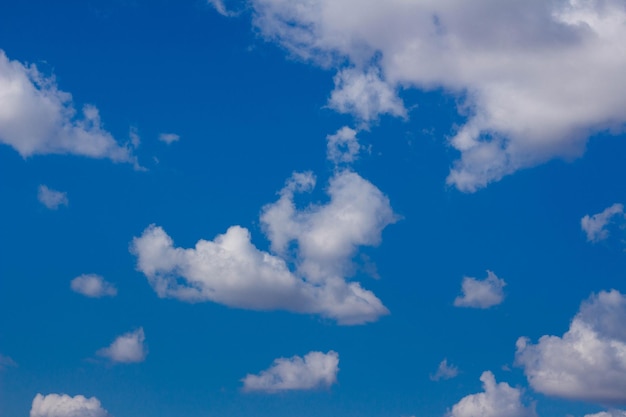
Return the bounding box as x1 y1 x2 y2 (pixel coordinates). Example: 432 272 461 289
430 358 459 381
328 67 407 124
248 0 626 191
581 203 625 243
132 169 395 325
70 274 117 298
158 133 180 144
242 351 339 393
0 353 17 370
516 290 626 404
326 126 360 164
448 371 536 417
97 328 146 363
30 393 109 417
585 411 626 417
38 185 68 210
454 270 505 309
0 50 136 165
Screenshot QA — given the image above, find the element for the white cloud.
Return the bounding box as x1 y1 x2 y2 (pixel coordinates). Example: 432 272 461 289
158 133 180 144
430 358 459 381
208 0 237 17
247 0 626 191
0 353 17 370
97 328 146 363
326 126 360 164
581 203 625 243
30 393 109 417
37 185 68 210
585 411 626 417
131 169 395 325
0 50 137 165
242 351 339 393
454 270 505 309
448 371 536 417
516 290 626 404
70 274 117 298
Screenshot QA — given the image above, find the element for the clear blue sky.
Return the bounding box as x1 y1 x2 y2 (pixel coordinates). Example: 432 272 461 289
2 1 626 417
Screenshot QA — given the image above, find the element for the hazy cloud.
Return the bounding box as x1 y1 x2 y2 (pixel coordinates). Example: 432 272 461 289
516 290 626 404
158 133 180 144
326 126 361 164
38 185 68 210
97 328 146 363
30 393 109 417
581 203 625 243
242 351 339 393
454 270 505 309
430 358 459 381
70 274 117 298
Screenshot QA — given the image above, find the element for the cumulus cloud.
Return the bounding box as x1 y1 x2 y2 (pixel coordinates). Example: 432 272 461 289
37 185 68 210
245 0 626 191
158 133 180 144
448 371 536 417
242 351 339 393
430 358 459 381
30 393 109 417
585 411 626 417
326 126 361 164
131 169 395 324
516 290 626 404
0 50 137 165
454 270 505 309
70 274 117 298
581 203 625 243
97 328 146 363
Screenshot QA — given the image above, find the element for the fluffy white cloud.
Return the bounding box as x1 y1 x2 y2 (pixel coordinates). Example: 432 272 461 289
430 358 459 381
454 270 505 309
448 371 536 417
131 169 395 324
158 132 180 144
0 50 137 165
326 126 360 164
97 328 146 363
242 351 339 392
516 290 626 404
242 0 626 191
70 274 117 298
581 203 625 243
30 393 109 417
585 411 626 417
37 185 68 210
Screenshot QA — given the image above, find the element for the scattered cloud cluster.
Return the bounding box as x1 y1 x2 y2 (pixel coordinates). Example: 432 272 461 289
430 358 459 381
30 393 109 417
38 185 68 210
585 411 626 417
97 328 146 363
131 169 395 325
581 203 625 243
70 274 117 298
516 290 626 404
242 351 339 393
448 371 536 417
454 270 505 309
241 0 626 191
0 50 137 165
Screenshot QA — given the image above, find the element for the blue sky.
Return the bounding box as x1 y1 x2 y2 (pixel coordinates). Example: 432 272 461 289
2 1 626 416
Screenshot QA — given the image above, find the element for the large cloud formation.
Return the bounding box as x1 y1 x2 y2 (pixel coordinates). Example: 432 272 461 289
447 371 536 417
131 169 395 324
30 393 109 417
242 350 339 392
215 0 626 191
516 290 626 404
0 50 137 165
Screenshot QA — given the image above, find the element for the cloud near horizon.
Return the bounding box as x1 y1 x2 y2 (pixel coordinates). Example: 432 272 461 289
214 0 626 191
